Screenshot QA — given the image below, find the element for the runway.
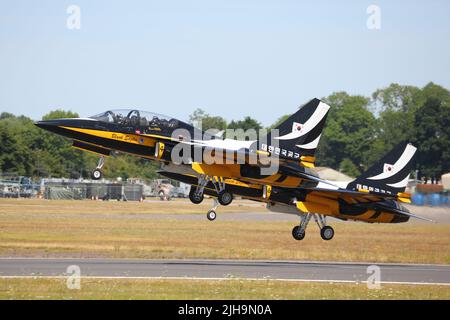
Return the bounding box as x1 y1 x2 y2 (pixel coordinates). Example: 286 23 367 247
0 258 449 285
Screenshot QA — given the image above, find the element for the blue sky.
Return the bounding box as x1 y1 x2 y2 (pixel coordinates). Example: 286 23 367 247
1 0 449 126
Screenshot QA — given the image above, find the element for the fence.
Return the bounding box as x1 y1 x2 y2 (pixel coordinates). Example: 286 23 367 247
43 181 143 201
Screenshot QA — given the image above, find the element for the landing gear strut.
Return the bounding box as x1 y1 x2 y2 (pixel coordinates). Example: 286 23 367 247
292 213 334 241
91 157 105 180
188 175 210 205
188 175 234 221
211 177 232 206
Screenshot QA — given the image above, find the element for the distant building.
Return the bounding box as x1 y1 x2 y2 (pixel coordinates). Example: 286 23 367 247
442 173 450 191
314 167 353 182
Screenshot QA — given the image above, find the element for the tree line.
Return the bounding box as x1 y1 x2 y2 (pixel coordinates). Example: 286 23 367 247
0 82 448 181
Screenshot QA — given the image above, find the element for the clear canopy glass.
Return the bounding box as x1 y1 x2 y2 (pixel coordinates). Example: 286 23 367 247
90 109 179 128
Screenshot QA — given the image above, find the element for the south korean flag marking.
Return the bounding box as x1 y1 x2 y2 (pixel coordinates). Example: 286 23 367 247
292 122 303 133
384 163 394 173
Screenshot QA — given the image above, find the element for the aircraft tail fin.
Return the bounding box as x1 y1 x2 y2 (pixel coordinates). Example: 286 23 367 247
261 98 330 161
346 142 417 195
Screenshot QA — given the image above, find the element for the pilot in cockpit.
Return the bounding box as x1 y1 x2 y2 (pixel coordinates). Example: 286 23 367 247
149 116 161 127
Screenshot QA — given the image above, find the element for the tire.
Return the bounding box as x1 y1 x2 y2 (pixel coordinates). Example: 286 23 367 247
320 226 334 241
207 210 216 221
292 226 305 240
218 190 233 206
91 169 102 180
158 191 165 201
189 187 204 204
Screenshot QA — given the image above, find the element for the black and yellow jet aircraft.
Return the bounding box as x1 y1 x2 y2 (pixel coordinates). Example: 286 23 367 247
35 98 330 207
160 142 431 240
36 99 428 241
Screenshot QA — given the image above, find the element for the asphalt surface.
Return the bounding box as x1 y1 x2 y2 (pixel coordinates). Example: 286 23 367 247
0 258 449 285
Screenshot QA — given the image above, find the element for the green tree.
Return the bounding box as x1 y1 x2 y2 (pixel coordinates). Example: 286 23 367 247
339 158 360 178
0 112 15 120
0 121 26 175
188 108 227 131
412 82 450 178
188 108 207 124
372 83 424 152
372 83 423 113
202 116 227 132
227 116 262 131
316 92 376 171
42 109 79 120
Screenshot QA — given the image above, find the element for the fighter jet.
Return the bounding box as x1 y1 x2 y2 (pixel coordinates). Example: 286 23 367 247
35 99 330 213
160 142 430 240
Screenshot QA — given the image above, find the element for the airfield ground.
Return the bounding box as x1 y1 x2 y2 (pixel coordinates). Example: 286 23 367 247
0 198 449 263
0 198 449 299
1 278 449 299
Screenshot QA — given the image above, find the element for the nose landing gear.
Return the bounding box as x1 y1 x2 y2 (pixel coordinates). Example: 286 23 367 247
91 157 105 180
206 198 219 221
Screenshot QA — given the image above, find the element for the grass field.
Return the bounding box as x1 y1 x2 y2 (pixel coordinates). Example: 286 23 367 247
0 199 449 264
1 278 449 299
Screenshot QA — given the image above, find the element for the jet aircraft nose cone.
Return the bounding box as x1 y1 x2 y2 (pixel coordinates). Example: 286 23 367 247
34 119 79 129
34 118 81 134
34 120 56 129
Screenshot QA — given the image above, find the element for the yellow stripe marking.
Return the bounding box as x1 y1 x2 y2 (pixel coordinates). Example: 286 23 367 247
60 127 156 147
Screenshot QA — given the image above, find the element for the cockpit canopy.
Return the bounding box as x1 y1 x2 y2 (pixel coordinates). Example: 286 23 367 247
90 109 180 129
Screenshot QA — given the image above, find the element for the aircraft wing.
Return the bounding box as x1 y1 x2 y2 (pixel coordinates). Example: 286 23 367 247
278 163 332 184
300 187 400 202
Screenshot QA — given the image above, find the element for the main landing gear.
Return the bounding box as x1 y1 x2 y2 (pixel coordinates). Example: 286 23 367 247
91 156 105 180
188 175 234 221
292 213 335 241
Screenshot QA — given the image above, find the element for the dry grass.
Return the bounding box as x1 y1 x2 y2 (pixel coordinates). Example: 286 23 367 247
0 198 264 215
0 278 448 300
0 199 449 264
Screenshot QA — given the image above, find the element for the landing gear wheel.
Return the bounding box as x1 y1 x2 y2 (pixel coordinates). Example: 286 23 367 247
189 187 204 204
217 191 233 206
320 226 334 241
207 210 217 221
292 226 305 240
91 169 102 180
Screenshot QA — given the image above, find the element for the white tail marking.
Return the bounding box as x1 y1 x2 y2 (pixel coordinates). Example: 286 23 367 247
296 134 321 150
386 175 410 188
275 102 330 141
368 144 417 181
